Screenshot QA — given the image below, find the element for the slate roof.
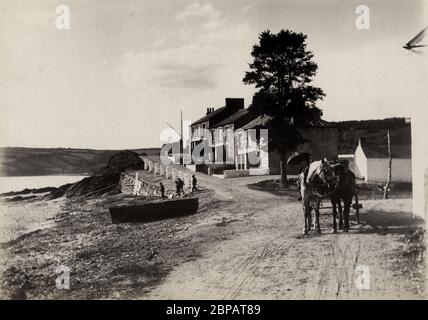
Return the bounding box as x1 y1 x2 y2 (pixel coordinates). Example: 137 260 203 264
240 114 271 130
211 108 260 129
212 109 249 127
240 115 335 130
191 106 228 126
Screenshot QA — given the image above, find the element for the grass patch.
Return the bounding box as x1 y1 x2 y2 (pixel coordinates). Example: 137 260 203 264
356 182 412 200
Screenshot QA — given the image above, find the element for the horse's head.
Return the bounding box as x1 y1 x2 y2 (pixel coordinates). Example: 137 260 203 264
316 158 336 188
331 161 356 192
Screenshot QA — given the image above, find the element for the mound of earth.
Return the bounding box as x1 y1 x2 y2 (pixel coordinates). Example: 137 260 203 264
52 151 145 198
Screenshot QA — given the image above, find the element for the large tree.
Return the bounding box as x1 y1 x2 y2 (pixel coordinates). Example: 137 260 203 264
243 29 325 186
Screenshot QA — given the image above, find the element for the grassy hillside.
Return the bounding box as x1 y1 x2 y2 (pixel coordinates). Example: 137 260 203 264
0 147 160 176
331 118 411 154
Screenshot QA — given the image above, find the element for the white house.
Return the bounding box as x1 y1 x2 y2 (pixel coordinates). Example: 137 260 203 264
354 138 412 183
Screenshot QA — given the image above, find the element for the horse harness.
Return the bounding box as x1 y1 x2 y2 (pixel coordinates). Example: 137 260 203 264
300 166 330 199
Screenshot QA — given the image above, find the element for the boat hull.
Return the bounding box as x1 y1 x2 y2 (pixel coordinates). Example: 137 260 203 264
109 197 199 224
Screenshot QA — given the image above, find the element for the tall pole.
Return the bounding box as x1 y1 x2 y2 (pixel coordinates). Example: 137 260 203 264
384 129 392 199
180 110 183 165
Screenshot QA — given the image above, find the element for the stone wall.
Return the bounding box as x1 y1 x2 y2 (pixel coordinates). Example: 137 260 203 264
120 156 194 198
223 168 270 178
120 172 177 198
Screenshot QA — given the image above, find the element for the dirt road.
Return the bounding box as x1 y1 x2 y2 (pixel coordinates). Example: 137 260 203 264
0 175 425 299
146 175 425 299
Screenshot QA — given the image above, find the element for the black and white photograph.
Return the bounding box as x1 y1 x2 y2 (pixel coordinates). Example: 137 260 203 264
0 0 427 303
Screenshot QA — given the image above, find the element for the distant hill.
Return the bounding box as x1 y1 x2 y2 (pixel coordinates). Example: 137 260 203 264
0 147 160 176
331 117 411 154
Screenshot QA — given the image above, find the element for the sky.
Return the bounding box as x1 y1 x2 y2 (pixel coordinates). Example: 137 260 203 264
0 0 427 149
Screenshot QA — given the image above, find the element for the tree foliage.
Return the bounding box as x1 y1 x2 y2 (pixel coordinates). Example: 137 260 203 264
243 29 325 183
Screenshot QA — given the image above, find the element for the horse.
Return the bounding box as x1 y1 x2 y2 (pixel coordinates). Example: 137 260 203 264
330 163 358 233
297 159 336 235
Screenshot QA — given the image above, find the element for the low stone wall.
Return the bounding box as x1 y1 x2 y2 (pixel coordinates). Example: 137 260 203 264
185 164 197 172
120 159 194 198
223 170 250 178
249 168 270 176
223 168 270 178
120 172 177 199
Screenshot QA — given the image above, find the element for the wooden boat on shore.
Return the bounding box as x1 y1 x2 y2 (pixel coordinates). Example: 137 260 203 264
109 197 199 224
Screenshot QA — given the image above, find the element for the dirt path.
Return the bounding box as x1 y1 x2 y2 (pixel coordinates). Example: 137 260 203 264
0 174 425 299
146 176 425 299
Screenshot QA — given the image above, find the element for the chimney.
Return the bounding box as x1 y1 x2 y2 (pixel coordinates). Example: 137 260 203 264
206 107 212 115
225 98 244 110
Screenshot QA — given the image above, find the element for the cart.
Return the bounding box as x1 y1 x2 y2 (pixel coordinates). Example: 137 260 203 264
317 188 362 224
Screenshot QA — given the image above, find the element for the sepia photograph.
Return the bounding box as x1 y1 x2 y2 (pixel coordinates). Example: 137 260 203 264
0 0 427 304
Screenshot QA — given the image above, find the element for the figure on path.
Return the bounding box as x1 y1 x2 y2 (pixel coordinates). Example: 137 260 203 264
160 182 166 199
175 179 181 196
175 178 185 197
191 174 199 193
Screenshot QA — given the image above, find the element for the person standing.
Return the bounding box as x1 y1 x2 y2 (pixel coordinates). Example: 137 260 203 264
178 178 185 196
191 174 199 193
159 182 166 199
175 178 181 197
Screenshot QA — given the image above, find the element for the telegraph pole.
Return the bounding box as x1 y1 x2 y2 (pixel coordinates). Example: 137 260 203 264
180 110 183 165
165 109 184 165
384 129 392 199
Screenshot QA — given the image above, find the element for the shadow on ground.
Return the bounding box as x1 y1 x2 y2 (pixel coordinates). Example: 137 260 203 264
356 209 424 235
247 179 299 199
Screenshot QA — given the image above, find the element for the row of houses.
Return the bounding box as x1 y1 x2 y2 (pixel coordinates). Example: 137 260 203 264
164 97 412 182
183 97 337 177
